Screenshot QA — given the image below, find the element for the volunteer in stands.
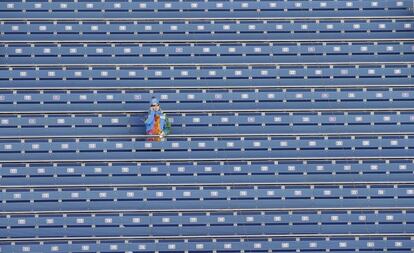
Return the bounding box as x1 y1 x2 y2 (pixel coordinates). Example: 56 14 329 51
145 97 171 141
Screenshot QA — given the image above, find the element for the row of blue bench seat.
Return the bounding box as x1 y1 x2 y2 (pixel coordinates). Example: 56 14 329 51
1 0 411 18
1 64 412 88
2 19 413 41
1 236 412 253
2 209 413 238
1 159 413 186
0 87 413 111
0 135 413 161
1 184 413 211
1 111 413 136
2 41 413 64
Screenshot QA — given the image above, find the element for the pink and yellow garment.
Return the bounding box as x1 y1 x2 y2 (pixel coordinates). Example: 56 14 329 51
145 110 170 141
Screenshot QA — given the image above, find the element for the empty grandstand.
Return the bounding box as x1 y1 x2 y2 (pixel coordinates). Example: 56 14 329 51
1 1 414 252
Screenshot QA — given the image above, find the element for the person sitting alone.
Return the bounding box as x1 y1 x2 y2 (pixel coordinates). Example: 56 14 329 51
145 97 170 141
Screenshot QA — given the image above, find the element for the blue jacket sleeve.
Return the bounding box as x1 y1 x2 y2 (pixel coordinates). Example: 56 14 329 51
145 110 156 131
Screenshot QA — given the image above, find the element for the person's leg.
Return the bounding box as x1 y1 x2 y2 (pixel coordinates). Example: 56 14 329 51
146 130 155 142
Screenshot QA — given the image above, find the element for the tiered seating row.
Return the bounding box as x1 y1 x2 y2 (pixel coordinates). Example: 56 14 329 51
2 209 413 238
1 159 413 186
1 0 411 18
1 236 412 253
1 87 413 111
2 19 413 41
2 41 413 64
1 64 412 88
0 135 413 161
1 184 413 212
0 111 413 136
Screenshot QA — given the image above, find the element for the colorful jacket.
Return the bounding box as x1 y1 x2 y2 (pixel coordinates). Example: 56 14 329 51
145 110 171 135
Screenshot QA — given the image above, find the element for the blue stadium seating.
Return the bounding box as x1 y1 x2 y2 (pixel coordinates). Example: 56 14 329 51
0 134 413 161
2 41 413 64
0 110 413 136
1 184 413 212
1 236 413 253
2 209 413 238
0 87 413 111
0 64 412 88
1 0 413 251
1 0 412 18
0 159 413 186
2 19 413 41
